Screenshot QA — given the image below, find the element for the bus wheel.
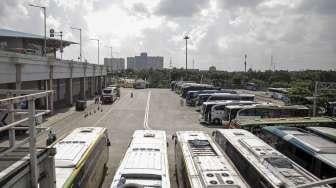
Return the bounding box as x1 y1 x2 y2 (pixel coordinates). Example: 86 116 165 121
214 119 221 125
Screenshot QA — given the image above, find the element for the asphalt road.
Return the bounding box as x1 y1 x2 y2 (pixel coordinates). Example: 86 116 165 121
38 88 211 188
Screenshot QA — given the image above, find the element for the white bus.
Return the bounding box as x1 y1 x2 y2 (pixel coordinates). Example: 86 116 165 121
111 130 170 188
173 131 249 188
54 127 110 188
213 129 328 188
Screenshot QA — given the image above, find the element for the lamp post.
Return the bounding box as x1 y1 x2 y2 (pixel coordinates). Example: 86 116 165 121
90 38 100 65
244 54 247 72
29 4 46 56
184 35 189 79
71 27 82 62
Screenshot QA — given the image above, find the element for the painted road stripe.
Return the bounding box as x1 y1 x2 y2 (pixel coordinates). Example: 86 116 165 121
143 91 151 129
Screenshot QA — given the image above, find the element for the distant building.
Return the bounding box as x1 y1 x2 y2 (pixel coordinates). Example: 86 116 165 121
127 52 163 70
104 58 125 72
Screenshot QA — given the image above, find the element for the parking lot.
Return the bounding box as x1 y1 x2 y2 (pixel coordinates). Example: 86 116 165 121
36 88 211 187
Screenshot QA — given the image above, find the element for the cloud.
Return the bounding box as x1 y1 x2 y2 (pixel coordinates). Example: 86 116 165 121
0 0 335 70
155 0 210 17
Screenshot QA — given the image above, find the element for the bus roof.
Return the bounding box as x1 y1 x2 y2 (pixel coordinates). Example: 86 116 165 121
111 130 169 188
215 129 324 187
54 127 107 187
236 116 336 127
176 131 249 188
306 127 336 142
263 126 336 168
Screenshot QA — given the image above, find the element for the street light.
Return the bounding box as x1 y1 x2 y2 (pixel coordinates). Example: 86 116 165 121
244 54 247 72
184 35 189 71
29 4 46 56
71 27 82 62
90 38 100 65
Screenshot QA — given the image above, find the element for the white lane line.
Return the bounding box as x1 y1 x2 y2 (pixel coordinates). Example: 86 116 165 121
143 91 151 129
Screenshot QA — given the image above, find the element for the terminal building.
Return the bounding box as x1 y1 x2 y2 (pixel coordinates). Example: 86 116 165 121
127 52 163 70
0 28 108 110
104 57 125 72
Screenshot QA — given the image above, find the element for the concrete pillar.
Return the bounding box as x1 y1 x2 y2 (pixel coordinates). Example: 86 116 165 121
15 64 22 90
49 65 54 114
69 62 73 105
68 78 73 105
82 64 87 100
39 151 56 188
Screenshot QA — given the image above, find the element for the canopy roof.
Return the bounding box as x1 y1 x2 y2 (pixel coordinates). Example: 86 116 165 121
0 28 76 49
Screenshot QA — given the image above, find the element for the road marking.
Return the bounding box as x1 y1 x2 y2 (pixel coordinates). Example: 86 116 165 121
143 91 151 129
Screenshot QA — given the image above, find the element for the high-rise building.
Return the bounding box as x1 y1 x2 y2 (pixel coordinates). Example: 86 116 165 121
127 52 163 70
104 58 125 72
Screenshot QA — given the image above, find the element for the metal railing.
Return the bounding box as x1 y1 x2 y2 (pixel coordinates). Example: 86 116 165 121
0 89 53 188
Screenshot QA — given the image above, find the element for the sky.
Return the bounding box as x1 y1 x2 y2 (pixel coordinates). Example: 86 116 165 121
0 0 335 71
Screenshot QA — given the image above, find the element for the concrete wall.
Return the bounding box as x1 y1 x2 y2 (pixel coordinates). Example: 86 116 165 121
0 50 108 110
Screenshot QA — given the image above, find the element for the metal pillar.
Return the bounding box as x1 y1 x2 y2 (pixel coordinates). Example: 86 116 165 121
28 99 38 188
313 81 318 117
8 102 15 147
49 65 54 114
69 78 73 105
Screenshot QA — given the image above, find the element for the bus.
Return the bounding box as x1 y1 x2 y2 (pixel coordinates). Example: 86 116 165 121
207 93 255 103
54 127 110 188
111 130 170 188
261 126 336 185
224 104 309 128
212 129 328 188
200 100 257 125
196 93 255 106
235 105 309 120
185 90 234 106
181 84 217 98
209 101 258 125
173 131 249 188
306 126 336 142
229 116 336 134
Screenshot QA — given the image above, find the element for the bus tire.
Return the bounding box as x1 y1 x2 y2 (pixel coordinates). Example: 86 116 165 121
214 119 221 125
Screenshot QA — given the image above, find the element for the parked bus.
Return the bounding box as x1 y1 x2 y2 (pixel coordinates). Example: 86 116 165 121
261 126 336 185
54 127 110 188
186 89 237 106
173 131 249 188
213 129 328 188
200 100 257 125
196 93 255 106
181 84 217 98
229 116 336 134
224 104 309 128
207 93 255 103
306 126 336 142
235 105 309 120
111 130 170 188
209 101 258 125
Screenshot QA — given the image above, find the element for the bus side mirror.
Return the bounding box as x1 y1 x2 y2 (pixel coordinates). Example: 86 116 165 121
212 132 215 137
107 138 111 147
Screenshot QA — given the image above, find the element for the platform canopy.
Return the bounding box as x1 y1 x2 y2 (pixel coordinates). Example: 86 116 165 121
0 28 76 54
